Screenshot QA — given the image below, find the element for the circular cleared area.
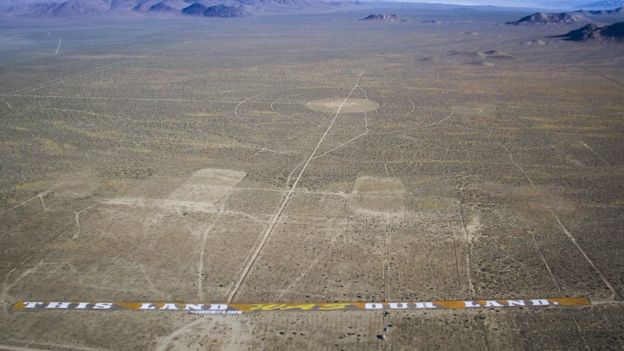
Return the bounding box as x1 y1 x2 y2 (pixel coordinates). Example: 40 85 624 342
305 98 380 114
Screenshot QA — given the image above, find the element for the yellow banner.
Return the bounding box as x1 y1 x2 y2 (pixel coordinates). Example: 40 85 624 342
12 296 591 314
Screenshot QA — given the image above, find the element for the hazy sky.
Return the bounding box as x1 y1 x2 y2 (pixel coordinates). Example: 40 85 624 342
393 0 620 9
5 0 621 10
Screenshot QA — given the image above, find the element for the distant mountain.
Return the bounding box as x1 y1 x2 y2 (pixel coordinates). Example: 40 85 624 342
26 0 109 17
181 3 247 17
110 0 140 10
203 4 247 16
180 2 205 15
559 21 624 41
2 0 346 18
360 14 405 22
147 1 178 13
226 0 315 12
507 12 589 25
578 0 624 10
132 0 188 13
575 6 624 14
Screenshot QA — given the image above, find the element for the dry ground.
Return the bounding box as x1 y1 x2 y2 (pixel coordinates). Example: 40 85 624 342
1 6 624 350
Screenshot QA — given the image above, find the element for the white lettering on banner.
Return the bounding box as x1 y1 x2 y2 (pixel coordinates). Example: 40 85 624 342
93 303 113 309
389 303 408 309
191 310 243 315
46 302 71 309
415 302 437 309
365 303 383 310
140 303 156 310
12 296 589 313
160 304 179 310
23 302 44 309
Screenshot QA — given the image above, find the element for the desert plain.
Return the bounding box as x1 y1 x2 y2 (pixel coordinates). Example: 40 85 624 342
1 4 624 350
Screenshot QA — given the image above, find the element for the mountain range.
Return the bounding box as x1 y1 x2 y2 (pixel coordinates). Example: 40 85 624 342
578 0 624 9
575 6 624 14
0 0 353 18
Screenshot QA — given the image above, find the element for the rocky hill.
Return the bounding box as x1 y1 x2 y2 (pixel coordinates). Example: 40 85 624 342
133 0 188 14
203 4 248 17
360 14 405 22
507 12 589 25
560 21 624 41
180 2 206 15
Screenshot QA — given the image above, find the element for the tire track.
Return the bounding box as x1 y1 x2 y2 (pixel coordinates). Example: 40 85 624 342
45 31 61 55
503 144 621 300
226 66 367 302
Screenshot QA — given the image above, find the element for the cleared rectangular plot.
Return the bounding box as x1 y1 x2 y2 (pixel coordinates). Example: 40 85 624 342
168 168 246 203
351 176 406 217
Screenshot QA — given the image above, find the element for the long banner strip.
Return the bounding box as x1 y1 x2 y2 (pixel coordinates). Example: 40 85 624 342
12 297 590 314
